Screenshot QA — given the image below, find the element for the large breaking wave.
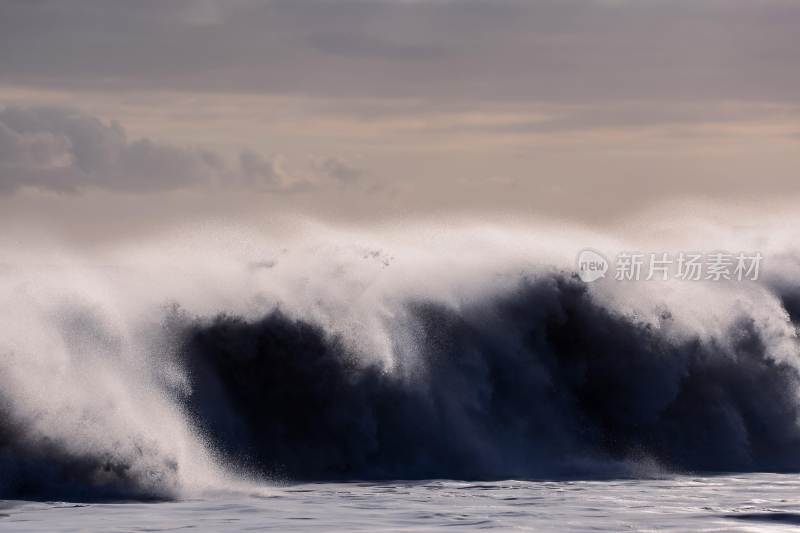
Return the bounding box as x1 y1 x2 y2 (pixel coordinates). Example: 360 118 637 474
2 218 800 499
180 277 800 481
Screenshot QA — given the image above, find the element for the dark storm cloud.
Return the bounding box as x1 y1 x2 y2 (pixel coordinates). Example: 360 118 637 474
1 0 798 105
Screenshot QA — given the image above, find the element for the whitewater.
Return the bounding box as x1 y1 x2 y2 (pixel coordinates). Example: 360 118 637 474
3 211 800 530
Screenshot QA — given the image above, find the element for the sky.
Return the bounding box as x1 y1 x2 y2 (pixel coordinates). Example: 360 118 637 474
1 0 799 239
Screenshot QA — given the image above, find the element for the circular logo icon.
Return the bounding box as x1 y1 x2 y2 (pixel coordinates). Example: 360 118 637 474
576 249 608 282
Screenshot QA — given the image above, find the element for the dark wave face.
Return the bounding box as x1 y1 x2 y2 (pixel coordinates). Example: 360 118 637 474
179 275 800 481
0 417 178 502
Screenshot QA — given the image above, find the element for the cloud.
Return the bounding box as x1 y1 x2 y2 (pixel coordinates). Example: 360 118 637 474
0 106 313 194
0 1 798 105
317 157 362 185
309 31 445 61
238 149 286 189
433 102 800 136
0 106 222 193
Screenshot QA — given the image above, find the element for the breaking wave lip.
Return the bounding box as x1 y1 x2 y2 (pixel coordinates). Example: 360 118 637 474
3 219 800 500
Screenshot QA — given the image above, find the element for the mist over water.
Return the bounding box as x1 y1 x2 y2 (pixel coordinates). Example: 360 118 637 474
2 216 800 500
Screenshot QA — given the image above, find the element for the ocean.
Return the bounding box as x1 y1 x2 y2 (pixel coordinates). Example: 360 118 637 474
4 475 800 531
